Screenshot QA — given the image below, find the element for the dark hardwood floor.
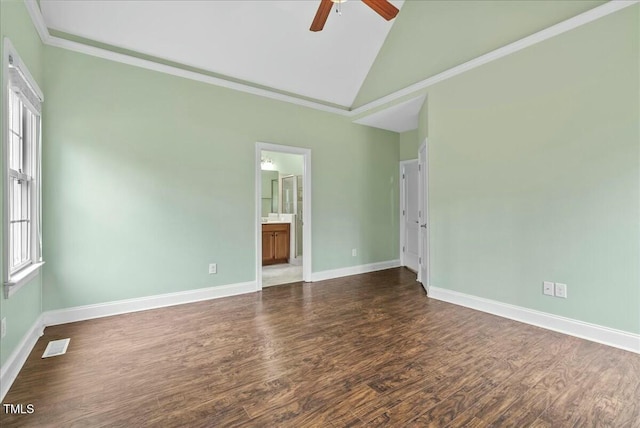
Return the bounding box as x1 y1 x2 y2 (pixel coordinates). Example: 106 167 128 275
2 268 639 427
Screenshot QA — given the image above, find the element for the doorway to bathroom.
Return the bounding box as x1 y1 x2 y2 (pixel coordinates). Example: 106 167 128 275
255 143 311 289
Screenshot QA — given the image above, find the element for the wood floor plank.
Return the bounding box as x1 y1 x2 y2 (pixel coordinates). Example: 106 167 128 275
568 393 623 428
448 379 530 425
2 267 639 427
613 398 640 428
408 374 500 427
363 382 444 426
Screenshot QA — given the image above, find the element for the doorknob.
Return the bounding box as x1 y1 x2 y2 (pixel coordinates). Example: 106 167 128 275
420 224 427 228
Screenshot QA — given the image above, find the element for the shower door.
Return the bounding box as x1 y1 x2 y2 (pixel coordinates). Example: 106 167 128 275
281 176 296 215
281 175 303 258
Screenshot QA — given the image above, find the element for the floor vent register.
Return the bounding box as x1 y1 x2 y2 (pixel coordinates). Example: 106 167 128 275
42 338 71 358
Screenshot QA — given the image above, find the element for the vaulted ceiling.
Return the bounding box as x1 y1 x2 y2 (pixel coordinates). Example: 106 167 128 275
37 0 611 132
40 0 404 108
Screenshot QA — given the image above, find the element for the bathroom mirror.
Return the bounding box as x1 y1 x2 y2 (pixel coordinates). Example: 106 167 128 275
261 170 279 216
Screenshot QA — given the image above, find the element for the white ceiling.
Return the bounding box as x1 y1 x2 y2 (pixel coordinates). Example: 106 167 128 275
353 95 426 133
40 0 404 108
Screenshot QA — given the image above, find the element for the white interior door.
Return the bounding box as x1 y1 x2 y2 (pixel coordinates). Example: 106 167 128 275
418 141 429 292
402 161 420 272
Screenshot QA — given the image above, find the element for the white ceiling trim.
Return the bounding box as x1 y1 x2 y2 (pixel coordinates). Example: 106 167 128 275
24 0 638 130
24 0 350 115
24 0 49 43
39 1 404 107
46 36 350 116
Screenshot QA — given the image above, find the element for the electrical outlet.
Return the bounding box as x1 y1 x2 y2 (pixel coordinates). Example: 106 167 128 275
1 317 6 339
555 283 567 298
208 263 217 274
352 249 357 257
543 281 554 296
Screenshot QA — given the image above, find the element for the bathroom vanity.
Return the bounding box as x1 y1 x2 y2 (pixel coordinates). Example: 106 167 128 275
262 223 290 265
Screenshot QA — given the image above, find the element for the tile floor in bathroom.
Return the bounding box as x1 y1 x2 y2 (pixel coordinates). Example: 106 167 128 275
262 263 303 287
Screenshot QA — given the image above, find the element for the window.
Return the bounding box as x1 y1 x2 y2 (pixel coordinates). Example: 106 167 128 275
3 39 44 298
9 91 35 272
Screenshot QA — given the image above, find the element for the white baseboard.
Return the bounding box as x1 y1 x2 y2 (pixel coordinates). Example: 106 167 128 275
428 286 640 354
0 315 44 401
43 281 256 326
311 259 401 282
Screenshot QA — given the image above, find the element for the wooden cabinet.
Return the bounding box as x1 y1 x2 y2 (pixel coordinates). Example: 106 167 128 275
262 223 290 266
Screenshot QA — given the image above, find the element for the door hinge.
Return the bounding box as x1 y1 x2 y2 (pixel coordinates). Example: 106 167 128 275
402 246 405 253
402 173 405 179
419 257 422 264
418 210 421 218
402 209 405 216
418 164 421 171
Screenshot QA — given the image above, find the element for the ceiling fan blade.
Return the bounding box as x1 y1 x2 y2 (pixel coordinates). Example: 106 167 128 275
310 0 333 32
361 0 399 21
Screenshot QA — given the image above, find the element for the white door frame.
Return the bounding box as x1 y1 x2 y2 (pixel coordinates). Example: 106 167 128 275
255 142 312 290
418 139 430 293
399 159 418 270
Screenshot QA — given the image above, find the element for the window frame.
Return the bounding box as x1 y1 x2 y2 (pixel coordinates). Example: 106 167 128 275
3 38 44 299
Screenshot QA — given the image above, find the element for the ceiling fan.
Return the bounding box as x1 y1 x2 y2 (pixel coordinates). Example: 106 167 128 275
310 0 399 32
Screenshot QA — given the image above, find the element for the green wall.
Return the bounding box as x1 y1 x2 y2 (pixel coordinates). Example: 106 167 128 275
424 6 639 333
354 0 604 107
42 46 400 310
399 129 419 161
0 0 44 366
